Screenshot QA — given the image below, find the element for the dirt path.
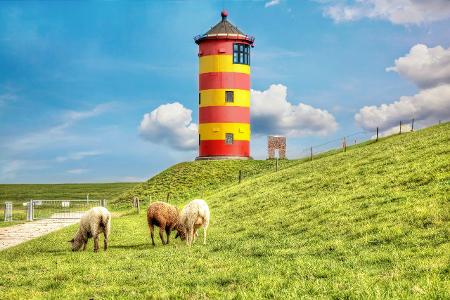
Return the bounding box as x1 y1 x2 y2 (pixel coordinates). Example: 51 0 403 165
0 212 84 251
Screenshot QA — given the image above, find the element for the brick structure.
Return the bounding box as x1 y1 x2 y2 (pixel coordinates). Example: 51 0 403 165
268 136 286 159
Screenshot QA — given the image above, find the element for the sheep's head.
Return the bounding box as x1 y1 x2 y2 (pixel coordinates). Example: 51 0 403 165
69 237 84 251
174 224 186 241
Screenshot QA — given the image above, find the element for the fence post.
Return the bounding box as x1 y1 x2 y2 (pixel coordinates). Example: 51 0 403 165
4 202 12 222
439 120 441 125
136 198 140 214
399 121 402 134
310 147 313 161
27 200 33 221
343 137 347 152
166 192 170 203
275 158 279 172
411 118 414 132
238 170 242 184
376 127 379 141
100 199 107 207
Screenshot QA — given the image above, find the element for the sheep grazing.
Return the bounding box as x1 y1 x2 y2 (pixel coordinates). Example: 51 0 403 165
69 206 111 252
180 199 210 246
147 201 185 246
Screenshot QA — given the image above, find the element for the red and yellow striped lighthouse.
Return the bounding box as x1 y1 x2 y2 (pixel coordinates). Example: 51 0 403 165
195 10 254 160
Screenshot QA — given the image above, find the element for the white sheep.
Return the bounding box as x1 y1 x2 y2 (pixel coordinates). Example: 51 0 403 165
69 206 111 252
179 199 210 246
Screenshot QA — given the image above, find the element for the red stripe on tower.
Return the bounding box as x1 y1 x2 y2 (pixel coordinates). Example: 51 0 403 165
199 73 250 91
199 106 250 123
199 140 250 157
198 40 235 56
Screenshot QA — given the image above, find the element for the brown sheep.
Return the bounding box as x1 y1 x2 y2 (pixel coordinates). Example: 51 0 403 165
147 201 185 246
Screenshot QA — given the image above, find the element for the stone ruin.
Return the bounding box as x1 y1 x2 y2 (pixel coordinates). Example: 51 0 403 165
268 136 286 159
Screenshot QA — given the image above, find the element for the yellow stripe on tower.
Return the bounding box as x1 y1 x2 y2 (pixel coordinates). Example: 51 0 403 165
199 55 250 74
199 123 251 141
200 89 250 107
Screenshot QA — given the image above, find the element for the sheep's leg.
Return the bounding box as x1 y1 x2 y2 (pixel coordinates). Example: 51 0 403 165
193 228 198 243
149 224 155 246
189 227 194 246
82 242 87 251
185 227 190 246
93 235 99 252
159 226 166 245
103 232 108 251
165 227 171 245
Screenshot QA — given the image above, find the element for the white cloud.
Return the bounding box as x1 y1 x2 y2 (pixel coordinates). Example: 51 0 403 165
322 0 450 25
265 0 281 8
62 103 112 126
356 44 450 133
0 159 48 180
7 103 112 152
386 44 450 89
139 102 198 151
67 168 89 175
251 84 338 136
56 151 103 162
355 84 450 131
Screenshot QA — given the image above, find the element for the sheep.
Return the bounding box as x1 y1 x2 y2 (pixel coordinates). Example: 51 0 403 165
147 201 185 246
69 206 111 252
179 199 210 246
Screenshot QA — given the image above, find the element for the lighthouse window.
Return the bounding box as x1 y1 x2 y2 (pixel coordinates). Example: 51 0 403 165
233 43 250 65
225 133 234 144
225 91 234 103
199 93 201 104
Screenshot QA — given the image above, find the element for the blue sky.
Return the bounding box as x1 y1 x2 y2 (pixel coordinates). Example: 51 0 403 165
1 0 449 183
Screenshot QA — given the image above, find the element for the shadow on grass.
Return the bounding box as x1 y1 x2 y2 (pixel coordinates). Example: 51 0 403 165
41 249 70 254
109 243 149 250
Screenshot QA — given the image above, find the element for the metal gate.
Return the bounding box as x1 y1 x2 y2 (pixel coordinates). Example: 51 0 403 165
29 199 106 220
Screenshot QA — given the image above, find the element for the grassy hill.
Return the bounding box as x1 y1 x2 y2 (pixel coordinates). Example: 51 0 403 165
0 123 448 299
112 159 299 208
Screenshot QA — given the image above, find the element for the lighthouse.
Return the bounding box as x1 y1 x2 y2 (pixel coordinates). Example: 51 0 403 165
195 11 254 160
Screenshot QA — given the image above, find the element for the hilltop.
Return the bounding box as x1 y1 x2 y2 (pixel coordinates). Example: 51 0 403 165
112 159 300 207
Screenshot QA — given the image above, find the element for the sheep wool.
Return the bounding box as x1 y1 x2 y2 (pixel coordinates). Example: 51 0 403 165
147 201 184 246
180 199 210 246
70 206 111 252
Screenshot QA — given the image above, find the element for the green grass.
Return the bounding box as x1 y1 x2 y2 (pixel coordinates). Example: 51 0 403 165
0 123 449 299
0 182 139 204
112 159 299 208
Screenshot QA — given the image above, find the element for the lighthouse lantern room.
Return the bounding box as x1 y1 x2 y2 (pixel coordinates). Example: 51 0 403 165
195 11 254 160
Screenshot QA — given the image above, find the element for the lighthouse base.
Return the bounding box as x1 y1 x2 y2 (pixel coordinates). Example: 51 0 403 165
195 156 251 161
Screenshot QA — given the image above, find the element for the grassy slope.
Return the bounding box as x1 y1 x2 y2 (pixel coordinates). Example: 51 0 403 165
112 159 299 208
0 123 449 299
